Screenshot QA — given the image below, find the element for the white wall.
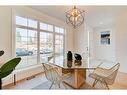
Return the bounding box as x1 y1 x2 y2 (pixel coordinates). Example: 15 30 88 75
115 11 127 73
0 7 12 63
91 10 127 73
74 22 93 60
74 23 88 53
88 26 94 60
0 6 74 86
92 25 116 62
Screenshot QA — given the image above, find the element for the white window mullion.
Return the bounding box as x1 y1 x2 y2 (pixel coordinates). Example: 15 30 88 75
53 26 55 56
37 21 40 64
26 17 28 65
16 25 38 31
63 29 65 57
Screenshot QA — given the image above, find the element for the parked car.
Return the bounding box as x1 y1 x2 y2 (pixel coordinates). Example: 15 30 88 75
40 49 52 54
16 48 33 56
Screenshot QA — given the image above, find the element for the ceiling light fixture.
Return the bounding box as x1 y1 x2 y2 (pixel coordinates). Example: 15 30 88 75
66 6 85 28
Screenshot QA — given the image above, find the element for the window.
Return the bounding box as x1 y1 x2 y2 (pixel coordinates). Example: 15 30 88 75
55 26 64 56
28 19 37 28
55 35 64 55
40 22 53 32
15 16 65 69
55 26 64 34
16 16 38 69
40 32 53 63
16 16 27 26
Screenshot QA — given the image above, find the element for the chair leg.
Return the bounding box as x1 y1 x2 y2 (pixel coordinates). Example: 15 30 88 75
49 82 54 89
62 82 67 89
58 83 60 88
0 78 2 89
104 81 109 90
92 79 98 87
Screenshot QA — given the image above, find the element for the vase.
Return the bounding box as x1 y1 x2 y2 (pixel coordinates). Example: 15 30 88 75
67 51 72 61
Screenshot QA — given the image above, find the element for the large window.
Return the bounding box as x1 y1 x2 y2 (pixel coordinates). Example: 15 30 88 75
15 16 65 69
16 16 38 69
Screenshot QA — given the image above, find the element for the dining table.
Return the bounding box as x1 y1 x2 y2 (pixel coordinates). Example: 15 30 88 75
43 55 97 89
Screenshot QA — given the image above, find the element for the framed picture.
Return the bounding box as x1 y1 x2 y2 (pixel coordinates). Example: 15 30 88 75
100 31 110 45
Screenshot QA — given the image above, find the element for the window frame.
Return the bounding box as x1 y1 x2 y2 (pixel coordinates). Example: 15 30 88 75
13 14 65 69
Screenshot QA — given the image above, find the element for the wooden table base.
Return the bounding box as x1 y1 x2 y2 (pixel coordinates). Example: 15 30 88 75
62 68 86 89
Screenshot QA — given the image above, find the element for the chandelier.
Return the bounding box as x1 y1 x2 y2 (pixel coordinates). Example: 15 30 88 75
66 6 85 28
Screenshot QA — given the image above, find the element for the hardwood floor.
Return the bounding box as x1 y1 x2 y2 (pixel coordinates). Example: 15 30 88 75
3 71 127 89
109 72 127 89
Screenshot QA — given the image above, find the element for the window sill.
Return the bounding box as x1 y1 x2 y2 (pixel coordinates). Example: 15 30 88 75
13 64 43 74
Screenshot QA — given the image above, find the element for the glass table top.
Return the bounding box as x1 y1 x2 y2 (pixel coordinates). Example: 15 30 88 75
43 55 97 69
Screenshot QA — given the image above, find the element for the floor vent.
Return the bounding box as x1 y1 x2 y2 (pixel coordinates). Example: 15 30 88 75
26 76 36 80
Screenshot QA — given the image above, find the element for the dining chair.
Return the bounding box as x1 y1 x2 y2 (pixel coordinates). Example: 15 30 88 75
42 63 71 89
89 63 120 89
47 56 54 61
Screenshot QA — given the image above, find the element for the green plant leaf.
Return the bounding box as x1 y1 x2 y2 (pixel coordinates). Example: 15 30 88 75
0 57 21 78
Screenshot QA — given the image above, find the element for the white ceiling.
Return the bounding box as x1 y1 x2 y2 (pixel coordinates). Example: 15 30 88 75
30 6 127 28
